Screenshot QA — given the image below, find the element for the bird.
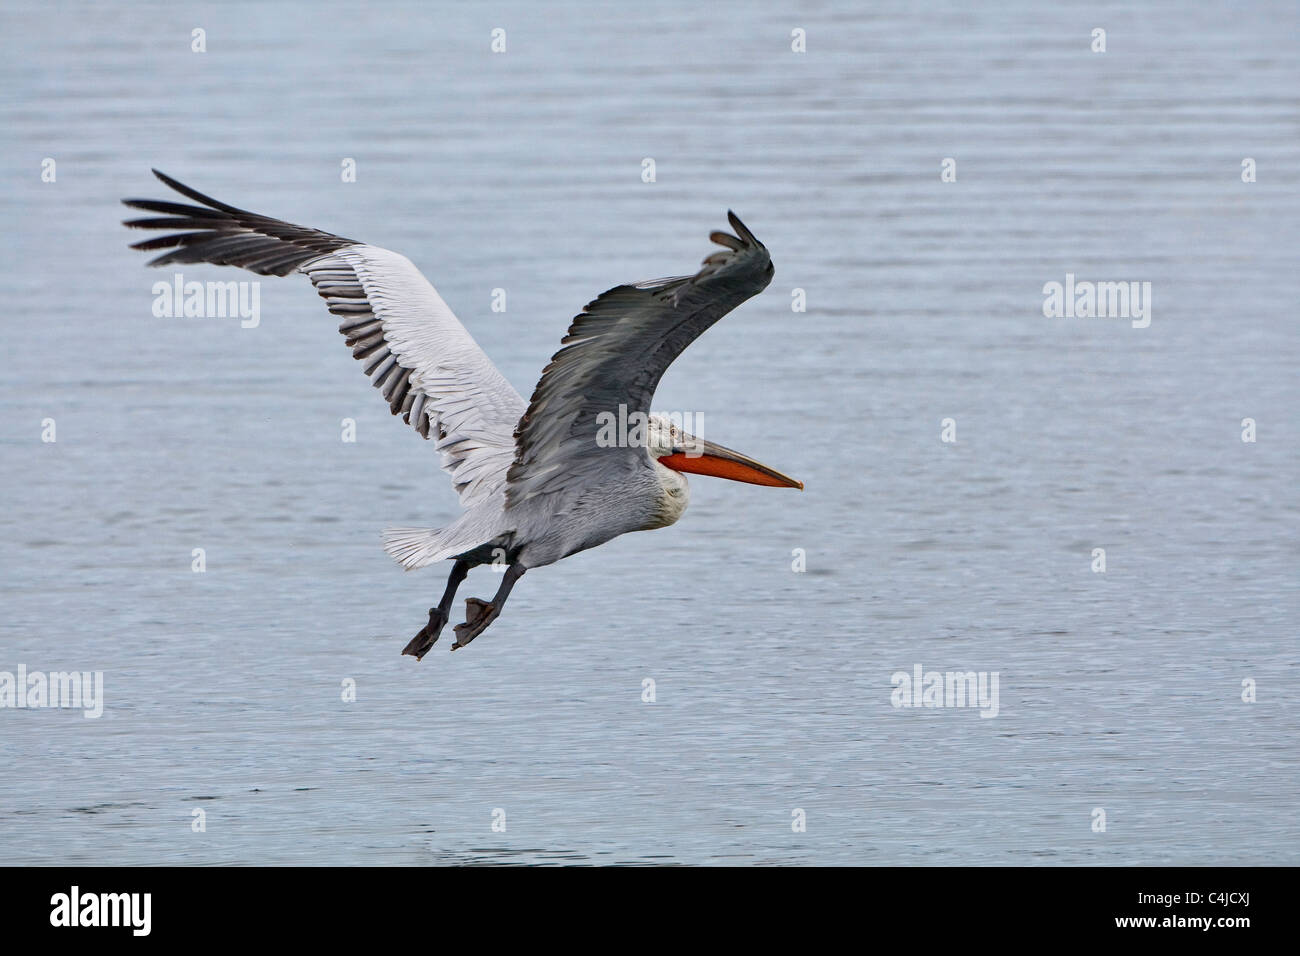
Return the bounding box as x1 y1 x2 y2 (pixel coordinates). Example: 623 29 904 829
123 170 802 657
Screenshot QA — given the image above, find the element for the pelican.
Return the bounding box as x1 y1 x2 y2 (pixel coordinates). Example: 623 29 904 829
123 171 802 657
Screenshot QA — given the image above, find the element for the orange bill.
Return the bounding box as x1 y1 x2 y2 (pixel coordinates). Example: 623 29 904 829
660 438 803 489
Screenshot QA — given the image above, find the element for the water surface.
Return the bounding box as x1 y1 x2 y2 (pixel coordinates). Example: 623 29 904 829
0 1 1296 864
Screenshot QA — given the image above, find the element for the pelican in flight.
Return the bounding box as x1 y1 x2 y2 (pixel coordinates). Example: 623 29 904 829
124 171 802 656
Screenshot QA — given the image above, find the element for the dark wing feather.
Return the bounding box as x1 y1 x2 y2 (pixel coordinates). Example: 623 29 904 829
122 169 358 276
505 212 773 506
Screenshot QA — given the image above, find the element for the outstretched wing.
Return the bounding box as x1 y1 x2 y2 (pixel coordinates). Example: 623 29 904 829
123 170 526 506
505 212 773 507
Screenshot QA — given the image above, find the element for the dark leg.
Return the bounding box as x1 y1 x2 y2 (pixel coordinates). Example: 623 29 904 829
451 563 526 650
401 559 470 660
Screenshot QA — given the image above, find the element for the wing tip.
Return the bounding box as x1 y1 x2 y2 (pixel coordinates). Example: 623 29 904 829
151 168 184 193
707 210 763 256
726 209 761 246
134 168 241 214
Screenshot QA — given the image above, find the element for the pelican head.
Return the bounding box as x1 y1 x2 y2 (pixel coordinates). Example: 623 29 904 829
647 413 803 490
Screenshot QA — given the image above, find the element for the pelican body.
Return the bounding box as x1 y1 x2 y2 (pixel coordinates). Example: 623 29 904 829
124 172 802 656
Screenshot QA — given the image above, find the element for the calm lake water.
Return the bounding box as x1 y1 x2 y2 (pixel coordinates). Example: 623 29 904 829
1 1 1297 865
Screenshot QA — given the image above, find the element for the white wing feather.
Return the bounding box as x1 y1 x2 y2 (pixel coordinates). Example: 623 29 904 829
306 246 525 506
121 171 526 509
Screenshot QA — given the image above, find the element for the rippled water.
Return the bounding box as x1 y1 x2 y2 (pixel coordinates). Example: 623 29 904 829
1 1 1297 865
